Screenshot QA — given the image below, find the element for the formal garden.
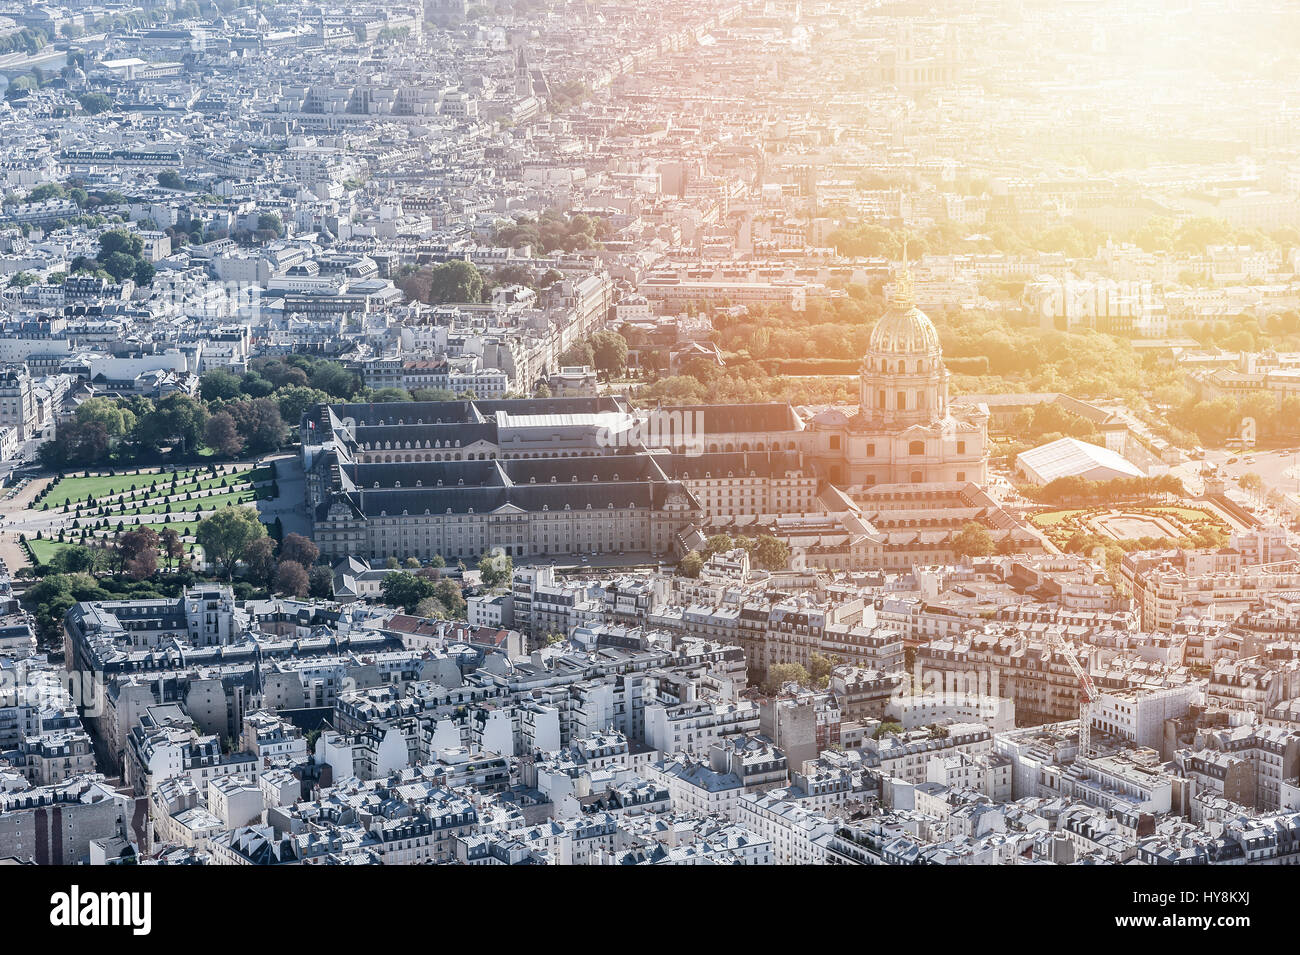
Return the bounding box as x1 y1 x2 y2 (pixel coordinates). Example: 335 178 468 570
1029 503 1231 553
18 461 276 566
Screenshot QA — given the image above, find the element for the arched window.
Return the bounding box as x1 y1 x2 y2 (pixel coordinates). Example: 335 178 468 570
909 440 925 456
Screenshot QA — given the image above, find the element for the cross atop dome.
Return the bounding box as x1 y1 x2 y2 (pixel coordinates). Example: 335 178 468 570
893 234 916 310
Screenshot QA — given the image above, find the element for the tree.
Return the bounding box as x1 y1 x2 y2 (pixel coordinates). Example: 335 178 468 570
78 92 112 114
97 229 143 259
195 508 266 579
157 170 185 190
274 560 309 597
39 419 110 469
159 527 184 573
224 398 286 452
558 340 594 368
242 536 277 588
951 521 995 558
308 565 334 599
1239 472 1264 501
808 652 835 688
99 250 138 283
379 570 438 613
255 212 283 239
678 550 704 578
21 575 81 645
477 550 513 589
308 362 359 399
433 578 466 618
414 596 449 618
75 396 135 438
701 533 735 561
126 548 158 581
872 721 904 740
280 533 319 568
203 411 244 457
766 663 809 693
752 535 790 571
274 386 330 425
590 329 629 381
137 393 207 455
115 528 159 580
425 260 484 304
49 544 98 575
199 368 243 402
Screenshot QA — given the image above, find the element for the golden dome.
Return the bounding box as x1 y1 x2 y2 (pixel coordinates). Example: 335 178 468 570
868 276 942 356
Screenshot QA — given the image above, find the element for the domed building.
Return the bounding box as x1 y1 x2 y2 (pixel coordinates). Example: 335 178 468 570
804 269 988 486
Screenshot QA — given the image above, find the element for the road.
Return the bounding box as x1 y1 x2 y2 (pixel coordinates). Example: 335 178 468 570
1168 446 1300 528
255 452 311 539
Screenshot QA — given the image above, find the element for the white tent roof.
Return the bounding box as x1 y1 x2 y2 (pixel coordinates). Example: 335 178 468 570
1016 437 1144 484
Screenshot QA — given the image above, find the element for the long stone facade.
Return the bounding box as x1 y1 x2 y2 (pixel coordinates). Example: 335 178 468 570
303 293 989 562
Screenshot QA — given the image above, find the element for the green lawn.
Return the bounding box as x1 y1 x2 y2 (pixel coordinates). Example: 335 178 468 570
108 489 258 517
1147 506 1221 524
48 467 213 502
48 469 269 518
27 538 70 564
34 524 202 560
142 521 200 536
1030 509 1085 528
46 464 272 508
71 469 256 504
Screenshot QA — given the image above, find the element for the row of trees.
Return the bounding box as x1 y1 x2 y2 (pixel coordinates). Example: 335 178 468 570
39 355 368 468
642 299 1173 411
639 359 856 408
40 394 212 469
20 509 329 642
1021 474 1185 506
394 258 567 307
491 209 608 254
823 214 1297 263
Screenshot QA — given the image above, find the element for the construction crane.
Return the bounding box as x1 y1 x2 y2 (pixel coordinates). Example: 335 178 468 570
1048 629 1098 757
